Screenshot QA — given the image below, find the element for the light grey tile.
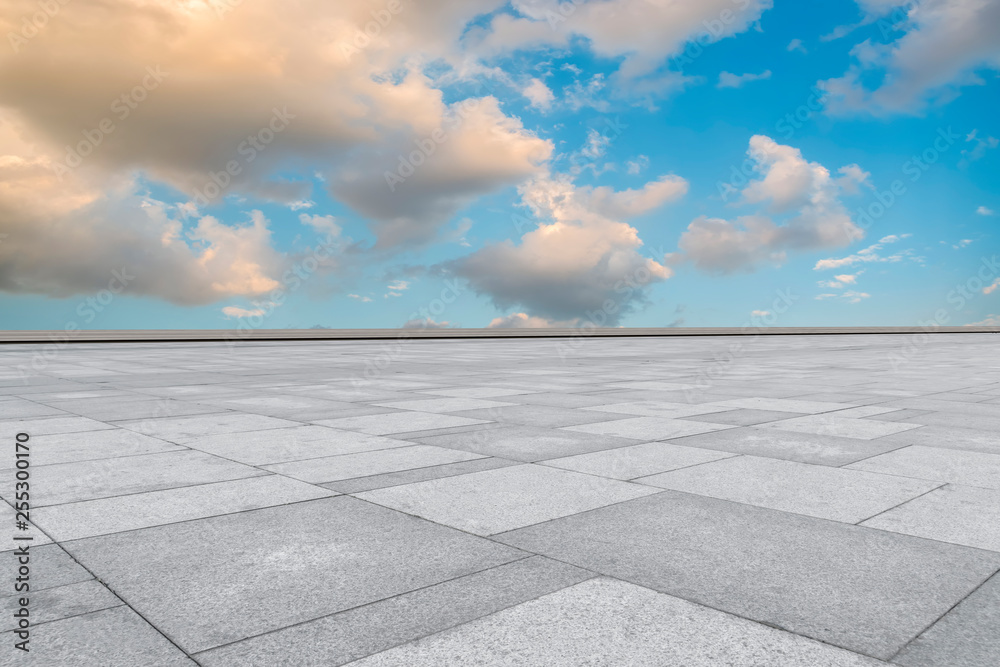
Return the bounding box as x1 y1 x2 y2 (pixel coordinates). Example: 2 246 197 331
27 428 183 466
894 572 1000 667
117 412 300 442
342 578 883 667
755 414 923 440
197 556 591 667
544 442 736 480
314 412 489 435
861 484 1000 551
1 450 266 507
373 397 516 413
183 425 412 465
0 416 115 438
708 397 858 414
322 457 520 494
34 475 335 541
875 424 1000 456
64 497 525 653
0 544 91 592
0 580 122 631
680 408 805 426
0 606 196 666
357 464 659 536
454 404 630 428
580 401 734 418
847 445 1000 489
495 491 1000 659
563 417 734 441
410 425 639 462
263 445 485 483
637 455 940 523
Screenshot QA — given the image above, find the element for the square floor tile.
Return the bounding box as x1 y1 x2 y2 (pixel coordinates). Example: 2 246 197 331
411 425 638 462
263 445 485 483
117 412 299 443
28 429 183 466
314 412 489 435
637 455 940 523
755 414 923 440
453 404 629 428
580 401 733 418
707 397 857 414
63 497 524 653
183 425 412 465
341 577 883 667
495 491 1000 659
847 445 1000 489
373 397 516 413
357 464 659 536
544 442 735 480
861 484 1000 551
563 417 734 441
680 408 805 426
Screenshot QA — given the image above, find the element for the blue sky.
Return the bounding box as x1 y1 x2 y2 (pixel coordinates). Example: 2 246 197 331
0 0 998 330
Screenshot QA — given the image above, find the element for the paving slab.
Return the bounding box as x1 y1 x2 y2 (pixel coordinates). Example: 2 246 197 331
873 424 1000 456
33 475 335 541
64 497 526 653
26 429 184 466
0 544 92 592
543 441 736 480
182 425 412 465
679 408 806 426
579 401 734 418
116 412 300 443
0 606 196 666
494 490 1000 659
263 445 485 483
708 397 858 414
357 463 660 536
197 556 592 667
373 397 516 413
0 416 115 438
0 580 122 632
847 445 1000 489
321 457 521 494
453 404 631 428
894 572 1000 667
341 577 883 667
314 412 489 435
409 424 639 462
755 415 924 440
636 455 940 523
861 484 1000 552
1 450 267 507
563 416 735 441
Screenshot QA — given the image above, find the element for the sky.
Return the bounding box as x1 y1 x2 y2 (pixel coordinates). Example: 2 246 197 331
0 0 998 331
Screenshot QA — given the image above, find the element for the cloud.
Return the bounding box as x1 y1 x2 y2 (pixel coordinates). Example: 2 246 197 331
347 294 372 302
673 135 866 273
820 0 1000 115
815 290 871 303
751 309 772 317
787 38 807 54
977 205 996 216
960 129 999 167
985 278 1000 295
402 318 456 329
813 234 913 270
486 313 578 328
222 305 268 319
716 70 772 89
967 314 1000 326
626 155 650 175
447 173 679 325
522 78 555 110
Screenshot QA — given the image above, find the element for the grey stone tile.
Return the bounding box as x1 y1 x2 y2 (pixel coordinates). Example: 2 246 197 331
0 580 122 631
419 387 538 398
357 464 659 536
873 424 1000 455
708 397 858 414
64 497 525 653
1 450 266 507
665 426 910 466
342 577 883 667
894 572 1000 667
197 556 592 667
637 456 940 523
0 544 91 592
263 445 485 483
0 399 67 419
680 408 805 426
563 417 735 441
861 484 1000 552
502 392 619 408
34 475 335 541
0 606 196 666
864 408 934 423
544 442 736 480
117 412 300 443
0 502 51 547
0 416 115 438
183 425 412 465
847 446 1000 490
494 491 1000 659
373 397 516 413
579 401 734 418
453 404 630 428
410 425 639 462
27 429 183 466
73 399 223 421
322 457 521 494
314 412 490 435
755 415 923 440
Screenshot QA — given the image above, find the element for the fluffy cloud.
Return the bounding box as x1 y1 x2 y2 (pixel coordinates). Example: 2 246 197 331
522 78 555 109
978 206 996 216
672 136 866 273
487 313 578 328
821 0 1000 115
402 318 456 329
813 234 913 270
717 70 772 89
448 172 682 325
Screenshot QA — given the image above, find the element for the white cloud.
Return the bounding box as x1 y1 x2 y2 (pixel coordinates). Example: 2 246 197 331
953 239 973 249
960 129 999 166
977 205 996 216
347 294 372 302
402 318 456 329
626 155 650 175
222 306 268 319
816 290 871 303
787 38 807 54
985 278 1000 295
751 309 772 317
813 234 912 270
967 314 1000 325
673 135 866 273
449 172 680 324
522 78 555 110
717 70 772 89
821 0 1000 115
487 313 578 328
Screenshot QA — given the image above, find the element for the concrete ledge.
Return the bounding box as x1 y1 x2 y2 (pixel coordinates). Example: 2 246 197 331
1 326 997 343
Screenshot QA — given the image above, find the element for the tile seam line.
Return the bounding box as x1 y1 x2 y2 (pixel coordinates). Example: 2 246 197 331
853 482 948 525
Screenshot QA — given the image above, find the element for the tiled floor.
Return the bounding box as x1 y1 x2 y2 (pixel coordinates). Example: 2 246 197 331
1 333 999 665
